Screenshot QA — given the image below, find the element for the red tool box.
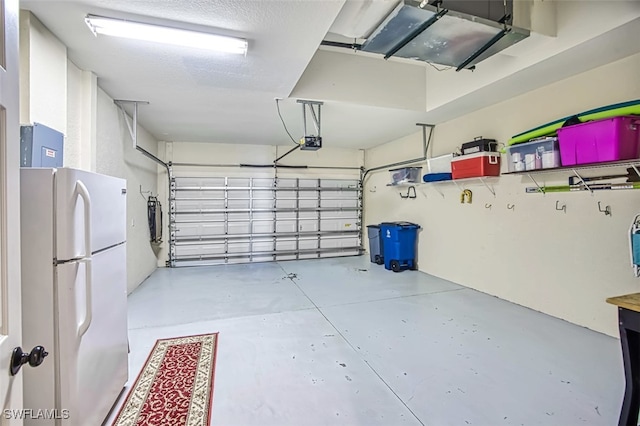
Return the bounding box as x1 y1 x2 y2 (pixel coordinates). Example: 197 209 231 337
451 152 501 179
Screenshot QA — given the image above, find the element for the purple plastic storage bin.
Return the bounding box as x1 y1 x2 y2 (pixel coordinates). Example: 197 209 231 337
557 116 640 166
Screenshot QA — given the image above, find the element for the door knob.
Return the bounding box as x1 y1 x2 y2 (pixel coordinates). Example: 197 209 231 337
10 346 48 376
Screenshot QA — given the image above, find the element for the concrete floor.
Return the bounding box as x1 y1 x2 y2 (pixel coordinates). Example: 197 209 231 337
108 256 625 426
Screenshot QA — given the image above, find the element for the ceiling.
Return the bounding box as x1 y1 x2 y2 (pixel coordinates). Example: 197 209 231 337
19 0 640 149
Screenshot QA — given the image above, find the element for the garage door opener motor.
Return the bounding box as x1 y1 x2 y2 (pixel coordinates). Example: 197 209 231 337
297 99 323 151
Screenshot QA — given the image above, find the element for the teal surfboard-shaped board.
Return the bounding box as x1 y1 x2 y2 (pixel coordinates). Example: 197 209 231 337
508 100 640 146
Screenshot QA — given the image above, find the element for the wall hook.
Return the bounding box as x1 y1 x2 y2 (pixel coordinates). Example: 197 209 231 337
485 203 492 209
399 186 417 199
140 185 154 201
460 189 473 204
555 200 566 213
598 201 611 216
507 203 515 211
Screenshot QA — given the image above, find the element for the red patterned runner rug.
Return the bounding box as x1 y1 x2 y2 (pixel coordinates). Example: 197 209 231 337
112 333 218 426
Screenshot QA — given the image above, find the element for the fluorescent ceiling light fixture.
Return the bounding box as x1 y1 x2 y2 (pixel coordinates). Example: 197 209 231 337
84 14 248 55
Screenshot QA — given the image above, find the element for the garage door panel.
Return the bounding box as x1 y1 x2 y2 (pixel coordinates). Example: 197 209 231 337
176 223 225 237
299 211 317 219
228 242 251 253
253 199 274 209
321 236 360 249
276 240 296 251
175 243 225 257
275 220 296 233
276 212 296 220
228 222 251 234
322 190 355 198
227 178 250 186
320 218 358 231
228 212 250 221
299 239 319 250
253 222 274 233
299 199 318 209
276 255 297 262
252 241 274 252
228 199 250 209
229 189 250 198
253 211 274 220
320 211 356 220
299 222 318 232
276 199 297 209
321 199 358 209
171 176 362 266
176 199 225 210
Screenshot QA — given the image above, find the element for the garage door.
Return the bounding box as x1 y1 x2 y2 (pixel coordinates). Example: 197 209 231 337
169 176 363 266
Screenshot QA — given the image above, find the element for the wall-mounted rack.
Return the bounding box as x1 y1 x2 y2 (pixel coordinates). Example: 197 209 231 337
504 159 640 194
419 176 498 197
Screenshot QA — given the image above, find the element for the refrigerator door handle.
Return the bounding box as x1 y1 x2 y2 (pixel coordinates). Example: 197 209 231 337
75 181 92 257
75 181 93 338
77 258 93 338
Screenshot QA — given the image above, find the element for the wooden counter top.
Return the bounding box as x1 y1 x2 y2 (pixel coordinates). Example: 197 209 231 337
607 293 640 312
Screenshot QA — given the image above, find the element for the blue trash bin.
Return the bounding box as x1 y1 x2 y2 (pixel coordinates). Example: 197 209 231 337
379 222 420 272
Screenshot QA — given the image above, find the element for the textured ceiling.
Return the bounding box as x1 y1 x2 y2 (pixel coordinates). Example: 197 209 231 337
18 0 640 149
21 0 394 146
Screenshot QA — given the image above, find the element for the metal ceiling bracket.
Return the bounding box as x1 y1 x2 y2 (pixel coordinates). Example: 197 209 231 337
114 99 175 267
320 40 362 51
383 8 448 60
456 27 510 71
114 100 149 148
526 173 545 194
363 123 435 180
572 170 593 193
297 100 323 137
478 177 496 197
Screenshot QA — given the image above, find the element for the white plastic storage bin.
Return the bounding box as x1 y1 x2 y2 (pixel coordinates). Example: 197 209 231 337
389 167 421 185
505 137 561 172
427 154 454 173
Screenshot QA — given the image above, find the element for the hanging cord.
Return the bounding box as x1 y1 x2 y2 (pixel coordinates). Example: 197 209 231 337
274 144 301 164
275 98 299 145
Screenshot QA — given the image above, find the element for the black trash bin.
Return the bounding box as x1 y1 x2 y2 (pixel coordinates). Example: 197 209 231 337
366 225 384 265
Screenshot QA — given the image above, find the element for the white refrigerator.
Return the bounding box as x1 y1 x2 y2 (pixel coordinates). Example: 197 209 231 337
20 168 129 426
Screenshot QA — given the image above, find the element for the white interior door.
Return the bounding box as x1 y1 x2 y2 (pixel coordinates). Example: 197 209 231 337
0 0 24 422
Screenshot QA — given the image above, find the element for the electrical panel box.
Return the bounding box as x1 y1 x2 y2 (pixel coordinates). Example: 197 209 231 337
301 136 322 151
20 123 64 167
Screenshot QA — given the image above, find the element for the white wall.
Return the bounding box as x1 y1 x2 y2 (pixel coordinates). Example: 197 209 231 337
365 52 640 337
95 89 160 293
19 11 159 293
66 60 98 171
156 141 364 265
18 11 66 133
66 60 83 168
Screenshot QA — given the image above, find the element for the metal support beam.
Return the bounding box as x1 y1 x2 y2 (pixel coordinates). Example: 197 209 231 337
114 99 175 266
456 28 510 72
363 123 435 180
297 100 323 136
320 40 363 50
